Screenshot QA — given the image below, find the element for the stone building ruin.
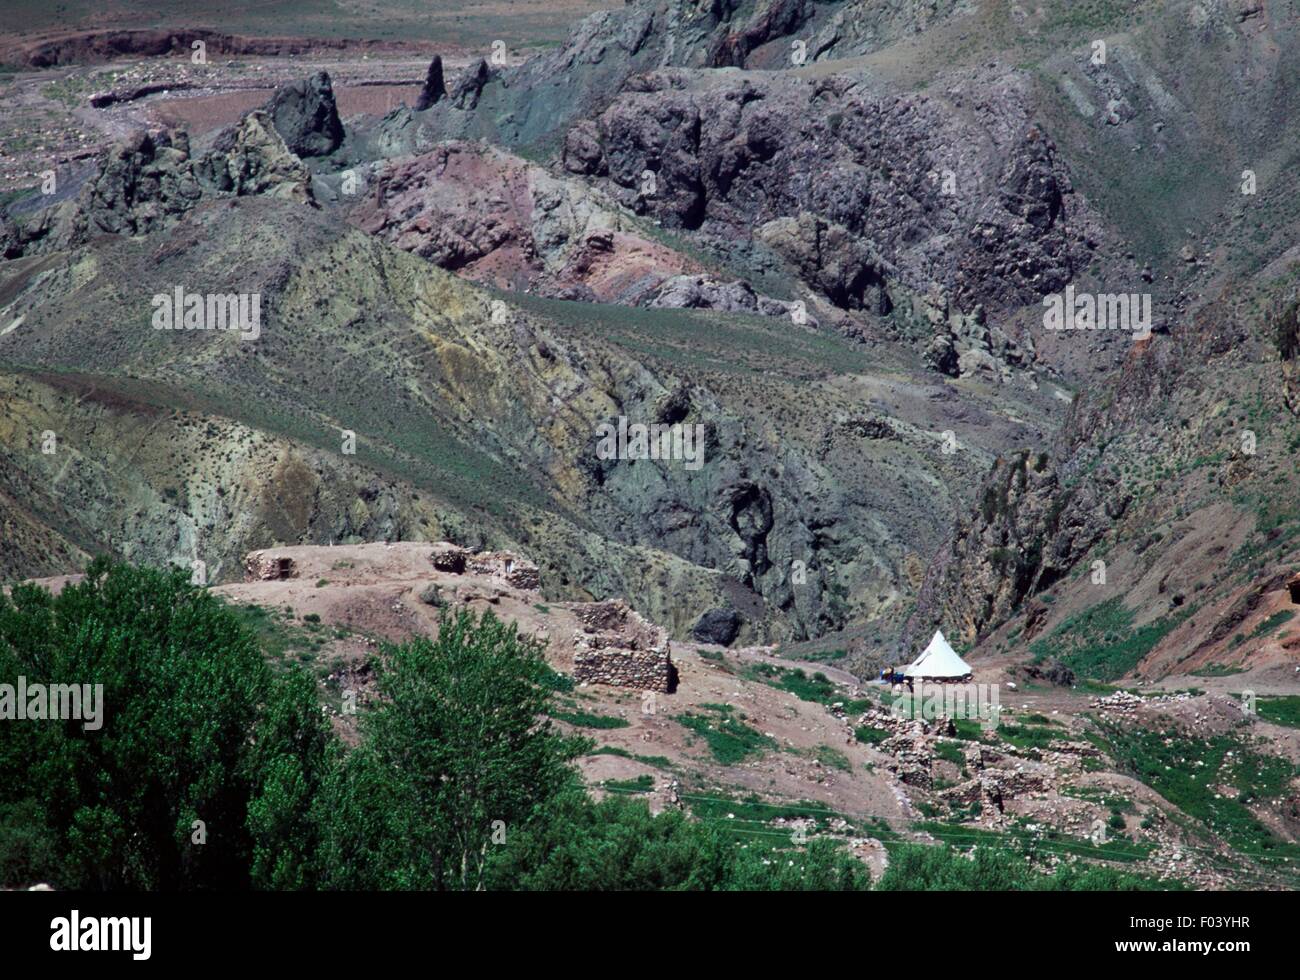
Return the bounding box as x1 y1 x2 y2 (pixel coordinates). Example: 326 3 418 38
571 600 675 693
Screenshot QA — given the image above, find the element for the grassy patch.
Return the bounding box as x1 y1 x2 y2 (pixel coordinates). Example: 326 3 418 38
1029 597 1189 681
1249 609 1294 640
681 790 860 846
1255 696 1300 729
933 741 966 766
854 725 891 746
742 663 873 713
539 665 575 693
551 710 629 730
586 745 674 768
915 821 1154 864
601 775 654 794
1191 663 1247 677
1099 722 1300 867
675 705 773 764
225 601 331 670
814 745 852 772
997 723 1060 752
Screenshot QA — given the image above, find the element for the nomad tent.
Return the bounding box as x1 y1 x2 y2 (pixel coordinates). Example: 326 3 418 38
902 630 972 682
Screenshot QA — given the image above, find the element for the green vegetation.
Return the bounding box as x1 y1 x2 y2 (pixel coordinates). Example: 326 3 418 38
1249 610 1294 640
933 741 966 767
854 725 891 745
0 561 1242 891
998 722 1060 752
587 746 673 769
1254 696 1300 729
484 792 871 890
675 705 773 764
229 602 334 670
741 663 871 713
1029 597 1189 681
40 75 97 108
539 665 575 693
550 709 630 730
680 790 864 847
814 745 853 772
877 843 1167 890
1191 664 1247 677
314 608 587 890
601 775 654 794
1099 722 1300 869
917 819 1154 864
0 560 331 889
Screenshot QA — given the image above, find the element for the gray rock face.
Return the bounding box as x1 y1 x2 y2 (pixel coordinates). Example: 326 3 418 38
2 130 197 254
267 71 344 158
692 607 741 646
567 68 1096 318
372 0 972 154
648 274 804 320
414 55 446 111
904 452 1130 647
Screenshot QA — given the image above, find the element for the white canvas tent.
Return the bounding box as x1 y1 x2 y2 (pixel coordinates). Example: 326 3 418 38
902 630 972 680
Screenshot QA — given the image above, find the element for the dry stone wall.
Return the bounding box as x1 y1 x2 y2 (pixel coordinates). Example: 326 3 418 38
571 599 673 692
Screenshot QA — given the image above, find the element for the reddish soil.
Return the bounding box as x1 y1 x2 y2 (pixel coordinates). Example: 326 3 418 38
0 29 442 68
149 84 424 134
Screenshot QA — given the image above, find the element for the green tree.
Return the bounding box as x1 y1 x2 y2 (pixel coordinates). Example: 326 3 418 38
318 609 586 890
0 559 330 889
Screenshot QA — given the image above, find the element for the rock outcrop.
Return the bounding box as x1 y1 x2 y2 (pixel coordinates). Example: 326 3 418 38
414 55 447 111
345 141 794 312
905 451 1128 646
5 130 200 254
691 607 741 646
194 110 314 202
450 58 493 111
565 68 1096 318
3 104 314 257
267 71 344 158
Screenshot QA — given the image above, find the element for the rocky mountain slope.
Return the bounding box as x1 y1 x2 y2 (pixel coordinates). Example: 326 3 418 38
0 186 1058 642
3 0 1300 683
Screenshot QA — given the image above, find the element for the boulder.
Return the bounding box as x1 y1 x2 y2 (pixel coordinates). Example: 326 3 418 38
691 607 741 646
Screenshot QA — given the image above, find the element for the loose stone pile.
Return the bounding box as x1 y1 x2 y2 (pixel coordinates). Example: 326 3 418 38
1090 690 1146 714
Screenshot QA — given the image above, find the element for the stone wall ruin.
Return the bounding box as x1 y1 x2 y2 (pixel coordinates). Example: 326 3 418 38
571 599 674 692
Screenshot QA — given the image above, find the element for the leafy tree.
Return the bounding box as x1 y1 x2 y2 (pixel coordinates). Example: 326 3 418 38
0 559 330 889
318 609 587 890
